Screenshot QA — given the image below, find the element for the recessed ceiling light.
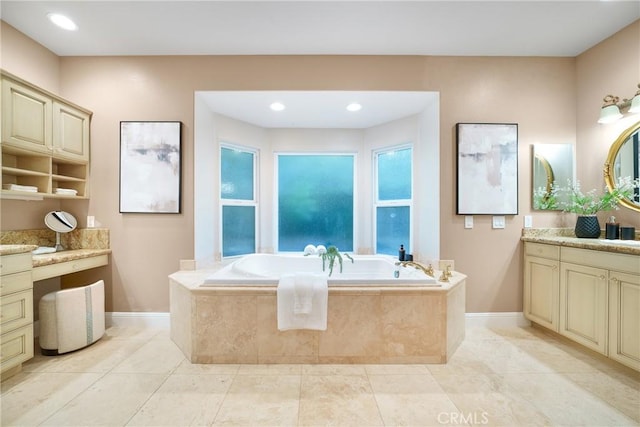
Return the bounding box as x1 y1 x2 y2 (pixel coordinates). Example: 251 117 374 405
270 102 285 111
47 13 78 31
346 103 362 112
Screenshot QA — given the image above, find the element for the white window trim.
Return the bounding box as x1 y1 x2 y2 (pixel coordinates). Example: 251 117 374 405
220 142 259 258
373 144 414 255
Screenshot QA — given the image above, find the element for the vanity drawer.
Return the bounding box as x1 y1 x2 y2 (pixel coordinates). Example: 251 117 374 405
0 324 34 373
0 253 32 276
0 290 33 333
562 247 640 274
525 242 559 260
0 271 32 296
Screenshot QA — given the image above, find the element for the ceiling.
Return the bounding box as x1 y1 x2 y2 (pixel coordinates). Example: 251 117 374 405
2 1 639 57
198 91 437 128
2 1 637 128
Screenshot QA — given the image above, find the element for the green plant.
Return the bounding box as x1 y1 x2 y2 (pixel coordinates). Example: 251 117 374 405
318 245 354 276
533 183 559 210
559 177 639 215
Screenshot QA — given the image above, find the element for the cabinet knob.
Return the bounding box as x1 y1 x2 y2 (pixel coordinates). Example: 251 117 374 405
599 275 606 281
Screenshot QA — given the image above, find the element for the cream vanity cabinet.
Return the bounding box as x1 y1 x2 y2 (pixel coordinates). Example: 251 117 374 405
608 270 640 370
1 71 91 199
0 252 34 378
52 101 90 162
1 78 52 154
523 241 640 371
523 242 559 331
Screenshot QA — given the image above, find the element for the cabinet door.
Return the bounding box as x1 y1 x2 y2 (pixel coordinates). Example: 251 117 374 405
524 255 559 331
609 271 640 371
1 79 52 153
52 102 90 162
560 262 608 354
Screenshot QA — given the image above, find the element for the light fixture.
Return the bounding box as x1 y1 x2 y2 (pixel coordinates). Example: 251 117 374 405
47 13 78 31
598 83 640 124
270 102 285 111
346 102 362 112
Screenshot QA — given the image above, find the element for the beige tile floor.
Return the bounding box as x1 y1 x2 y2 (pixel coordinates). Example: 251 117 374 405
1 325 638 426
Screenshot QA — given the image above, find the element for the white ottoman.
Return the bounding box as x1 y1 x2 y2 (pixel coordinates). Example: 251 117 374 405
39 280 105 355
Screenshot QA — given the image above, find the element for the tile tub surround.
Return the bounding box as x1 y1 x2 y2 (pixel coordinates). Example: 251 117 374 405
1 228 110 250
522 228 640 256
169 268 466 364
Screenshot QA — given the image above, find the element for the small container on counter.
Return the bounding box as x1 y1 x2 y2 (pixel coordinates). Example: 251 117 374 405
605 216 620 240
620 226 636 240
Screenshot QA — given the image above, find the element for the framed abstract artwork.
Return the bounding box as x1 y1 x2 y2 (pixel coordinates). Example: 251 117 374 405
456 123 518 215
119 121 182 213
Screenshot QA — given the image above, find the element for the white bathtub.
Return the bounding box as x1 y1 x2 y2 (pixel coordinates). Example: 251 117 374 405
202 253 439 286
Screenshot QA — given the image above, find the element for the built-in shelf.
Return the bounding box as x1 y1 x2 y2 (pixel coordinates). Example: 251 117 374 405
1 70 91 201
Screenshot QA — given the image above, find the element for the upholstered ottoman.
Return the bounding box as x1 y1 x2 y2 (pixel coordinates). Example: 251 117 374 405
39 280 105 355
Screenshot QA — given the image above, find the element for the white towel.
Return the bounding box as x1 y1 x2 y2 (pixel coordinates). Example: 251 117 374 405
293 273 315 314
277 273 328 331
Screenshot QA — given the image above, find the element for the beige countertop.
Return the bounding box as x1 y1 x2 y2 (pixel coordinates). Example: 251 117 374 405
32 248 112 267
521 229 640 256
0 244 38 256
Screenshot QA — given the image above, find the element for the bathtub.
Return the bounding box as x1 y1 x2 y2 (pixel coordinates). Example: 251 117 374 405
202 253 439 286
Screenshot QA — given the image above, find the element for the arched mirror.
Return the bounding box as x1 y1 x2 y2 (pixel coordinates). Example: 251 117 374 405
532 144 574 210
604 121 640 213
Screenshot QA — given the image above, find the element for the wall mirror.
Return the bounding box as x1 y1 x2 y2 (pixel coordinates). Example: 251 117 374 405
532 144 574 210
604 120 640 213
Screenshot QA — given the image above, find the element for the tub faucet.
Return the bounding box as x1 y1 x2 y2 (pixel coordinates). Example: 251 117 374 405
395 261 435 278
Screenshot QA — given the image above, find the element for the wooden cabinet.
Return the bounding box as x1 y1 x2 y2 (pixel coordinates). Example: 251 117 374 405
53 101 90 162
608 271 640 371
523 242 639 371
559 262 608 354
524 243 559 331
1 252 34 379
1 78 52 154
1 71 91 200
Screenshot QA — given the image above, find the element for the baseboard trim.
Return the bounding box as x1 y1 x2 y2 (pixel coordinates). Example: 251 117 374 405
465 312 530 328
106 312 170 329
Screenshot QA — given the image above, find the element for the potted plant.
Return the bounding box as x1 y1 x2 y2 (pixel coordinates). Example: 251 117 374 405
305 245 354 276
559 177 639 238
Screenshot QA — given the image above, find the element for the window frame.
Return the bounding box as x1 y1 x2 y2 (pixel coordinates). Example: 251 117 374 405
219 142 259 258
373 144 414 255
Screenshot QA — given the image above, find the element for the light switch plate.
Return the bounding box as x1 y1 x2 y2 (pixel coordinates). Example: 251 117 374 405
464 216 473 229
492 216 506 229
524 215 533 228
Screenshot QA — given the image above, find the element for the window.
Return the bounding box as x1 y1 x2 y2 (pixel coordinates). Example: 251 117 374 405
220 145 257 257
277 154 354 252
375 146 412 255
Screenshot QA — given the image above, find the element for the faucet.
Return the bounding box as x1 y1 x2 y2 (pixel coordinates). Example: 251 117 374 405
439 265 452 282
395 261 435 278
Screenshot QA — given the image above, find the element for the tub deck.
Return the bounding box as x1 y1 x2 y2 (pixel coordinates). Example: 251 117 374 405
169 267 466 364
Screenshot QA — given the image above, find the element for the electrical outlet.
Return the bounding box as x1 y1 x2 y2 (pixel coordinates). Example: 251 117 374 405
87 216 95 228
464 215 473 229
492 216 505 229
524 215 533 228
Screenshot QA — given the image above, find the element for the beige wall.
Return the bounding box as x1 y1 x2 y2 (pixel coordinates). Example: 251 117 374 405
2 20 638 313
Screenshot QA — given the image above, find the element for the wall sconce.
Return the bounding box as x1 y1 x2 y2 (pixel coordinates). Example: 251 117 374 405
598 83 640 124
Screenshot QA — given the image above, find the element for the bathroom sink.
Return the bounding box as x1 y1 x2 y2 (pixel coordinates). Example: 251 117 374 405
599 239 640 246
